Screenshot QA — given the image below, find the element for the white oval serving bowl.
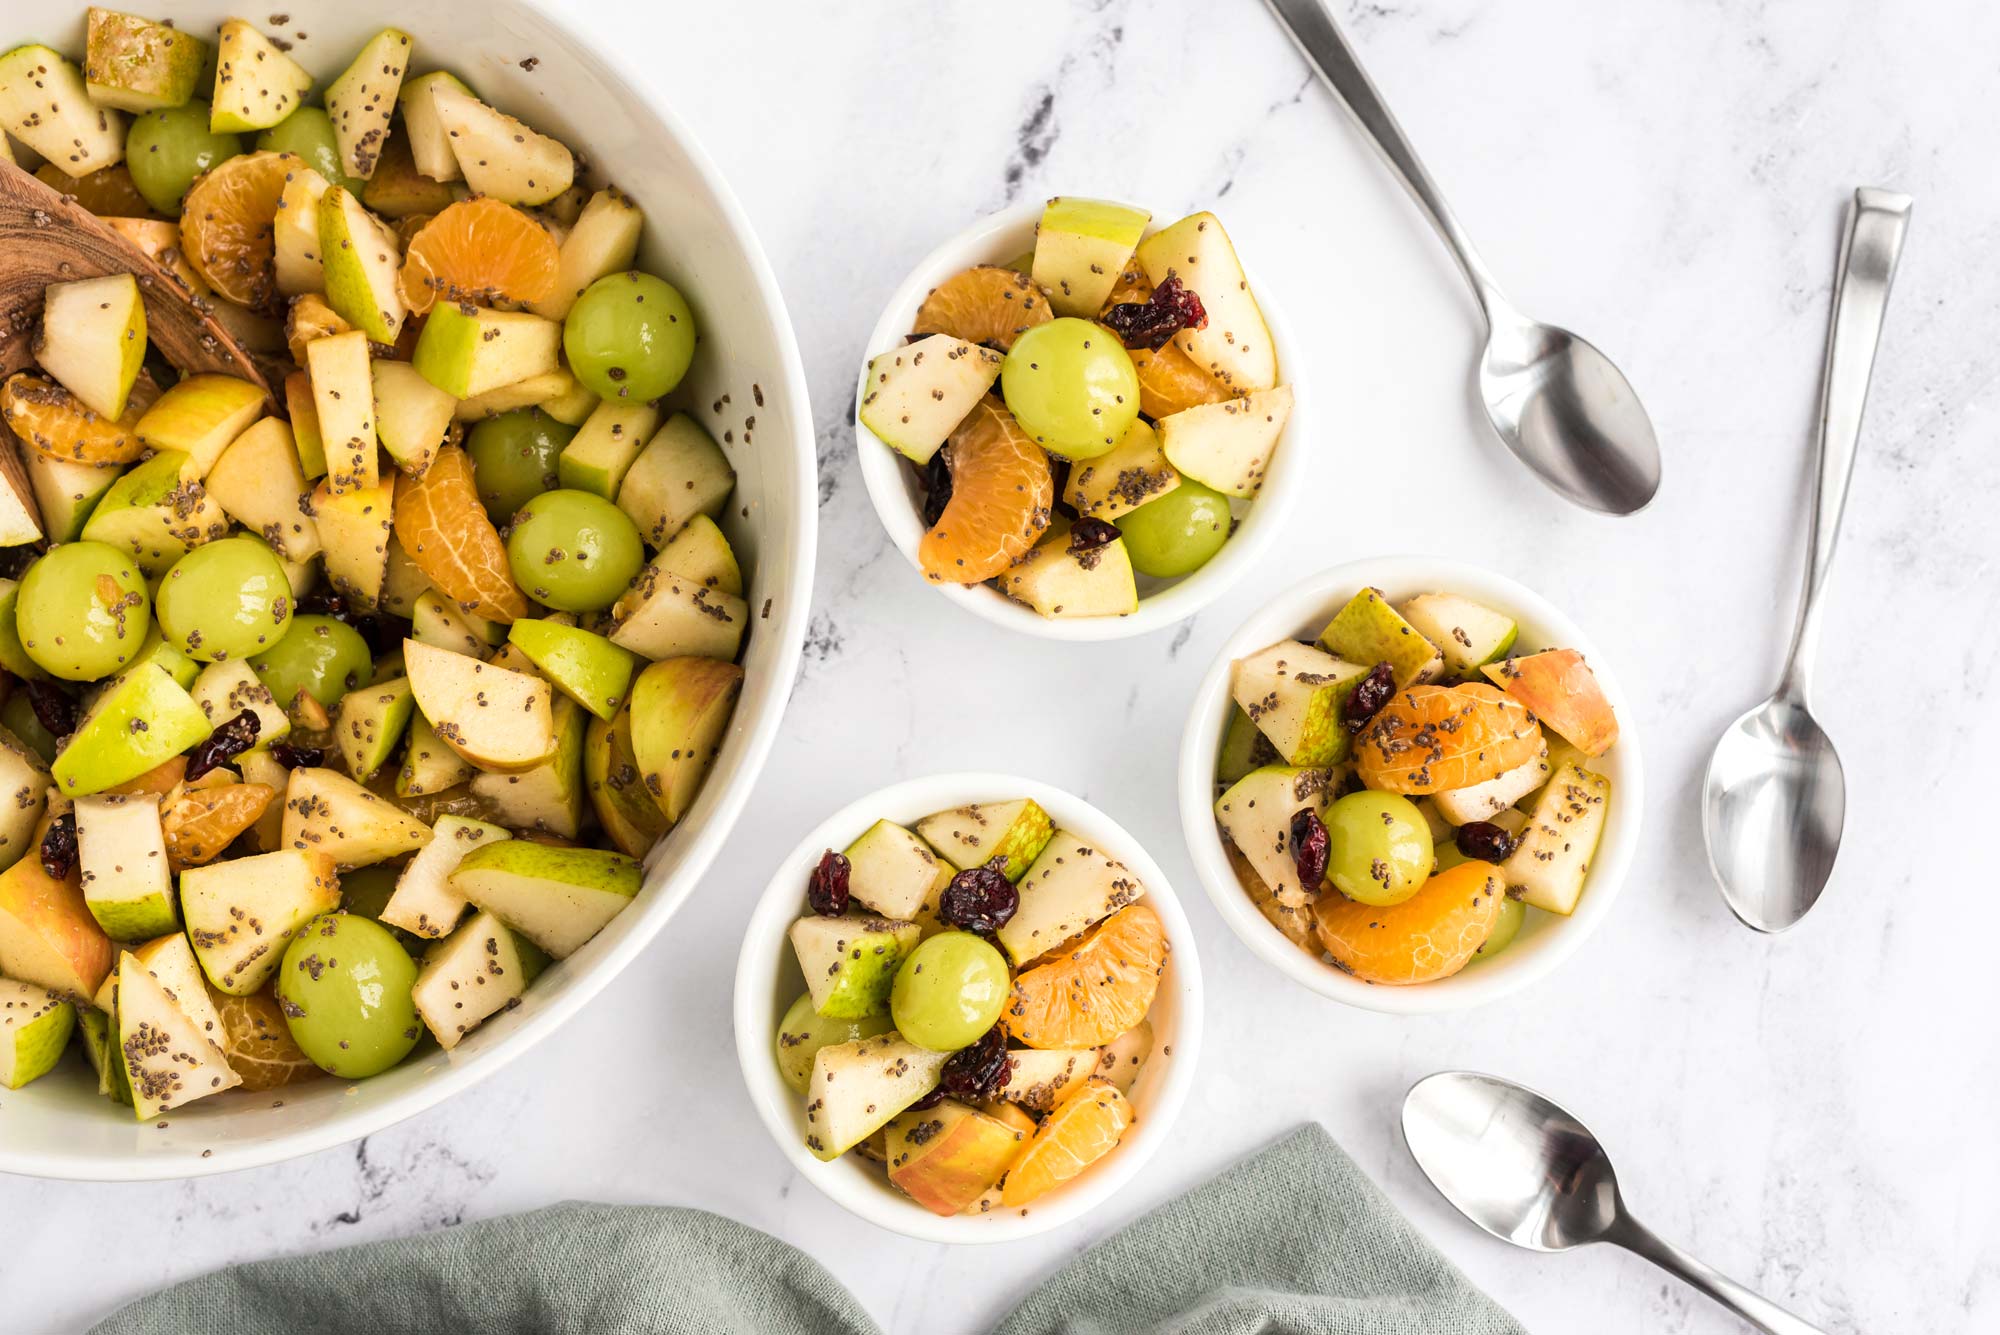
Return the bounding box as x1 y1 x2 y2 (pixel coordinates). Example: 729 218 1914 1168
734 772 1203 1243
0 0 817 1181
854 198 1306 641
1178 557 1643 1015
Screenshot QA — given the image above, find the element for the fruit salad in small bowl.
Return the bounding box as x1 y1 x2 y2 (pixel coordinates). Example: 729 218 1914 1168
1179 558 1642 1014
854 198 1304 640
735 773 1201 1241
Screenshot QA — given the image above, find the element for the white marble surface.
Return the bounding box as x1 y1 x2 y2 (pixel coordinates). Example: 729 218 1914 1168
6 0 1997 1330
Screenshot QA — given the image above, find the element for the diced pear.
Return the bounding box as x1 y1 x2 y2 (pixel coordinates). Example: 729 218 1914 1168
53 663 213 798
273 165 329 297
506 617 638 721
450 366 581 423
1317 587 1445 690
790 913 919 1020
20 448 120 544
995 522 1139 620
1396 593 1518 678
1214 765 1336 908
1157 385 1292 499
38 274 145 420
382 813 508 939
557 399 661 499
1032 196 1150 317
305 329 379 492
653 514 742 596
1231 640 1372 767
805 1031 947 1161
0 838 114 998
0 46 124 175
1500 762 1612 915
0 730 47 872
1063 417 1180 520
284 370 328 479
189 658 290 752
78 450 227 574
396 70 472 182
411 909 547 1049
133 373 266 480
448 839 641 959
914 799 1053 883
1095 1018 1154 1094
310 477 394 608
413 303 561 400
211 20 313 133
411 588 498 659
371 359 454 476
530 187 645 321
430 80 573 206
404 638 556 773
583 708 668 858
627 656 742 824
995 1048 1095 1112
318 186 406 343
997 832 1146 964
607 564 747 662
1432 742 1552 826
323 28 413 179
857 335 1004 465
278 765 432 868
1135 211 1278 392
116 951 241 1115
83 9 206 112
0 978 73 1089
205 417 320 562
333 675 414 781
470 694 586 838
395 708 473 800
616 412 735 549
74 792 175 940
842 820 945 921
181 848 340 994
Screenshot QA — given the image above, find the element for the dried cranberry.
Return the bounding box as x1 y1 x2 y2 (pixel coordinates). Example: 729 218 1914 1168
1342 661 1397 733
938 1024 1014 1101
1290 809 1330 887
920 451 953 529
1455 820 1518 863
268 741 324 770
24 680 76 740
185 708 261 780
906 1085 947 1113
1102 271 1207 351
0 545 39 581
806 849 851 916
1067 517 1120 554
39 810 76 881
938 857 1018 935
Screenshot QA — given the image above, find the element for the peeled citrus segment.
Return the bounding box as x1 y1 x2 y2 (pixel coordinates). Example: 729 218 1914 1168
181 150 303 312
1311 859 1506 984
392 445 531 622
913 266 1053 351
1353 683 1543 795
1000 1077 1132 1208
163 782 277 871
1101 269 1236 419
209 985 320 1091
1 371 151 465
398 197 561 316
1004 902 1166 1050
917 398 1052 585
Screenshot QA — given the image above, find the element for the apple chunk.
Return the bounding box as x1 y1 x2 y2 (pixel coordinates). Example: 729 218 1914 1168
0 845 113 999
1157 385 1292 499
53 663 213 798
886 1099 1028 1216
323 28 412 179
404 639 556 773
858 335 1003 466
382 814 509 939
1135 211 1278 393
0 978 74 1090
411 909 547 1049
74 793 176 941
181 848 341 994
413 304 561 400
38 274 146 421
205 417 321 562
1484 649 1619 757
628 656 743 824
116 951 241 1116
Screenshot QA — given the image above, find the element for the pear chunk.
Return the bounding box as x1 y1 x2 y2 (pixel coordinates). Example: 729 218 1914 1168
841 820 944 922
1500 762 1612 915
190 659 291 752
1396 593 1518 678
430 81 574 206
617 413 735 549
0 978 74 1090
805 1032 947 1161
371 360 455 476
608 565 747 663
449 839 641 959
413 304 562 400
1317 587 1444 691
181 848 340 994
212 20 313 133
279 766 432 868
411 909 547 1049
205 417 321 562
1064 418 1179 521
0 729 48 872
273 166 329 297
530 188 644 321
997 831 1146 964
74 792 176 941
333 675 414 781
115 951 241 1115
311 478 395 609
84 10 207 113
789 914 919 1020
134 373 266 480
323 28 413 179
1158 385 1292 499
305 330 379 493
38 274 146 421
557 400 661 500
1231 641 1372 767
628 657 743 824
996 522 1139 619
396 709 473 798
382 814 509 939
653 515 742 596
858 335 1003 465
0 46 124 175
1135 211 1278 392
397 70 472 182
319 187 407 344
469 694 587 838
404 639 556 773
914 799 1052 882
1214 765 1335 908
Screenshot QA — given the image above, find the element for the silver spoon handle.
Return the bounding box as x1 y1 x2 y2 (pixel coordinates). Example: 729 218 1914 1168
1260 0 1504 316
1608 1215 1828 1335
1781 187 1912 700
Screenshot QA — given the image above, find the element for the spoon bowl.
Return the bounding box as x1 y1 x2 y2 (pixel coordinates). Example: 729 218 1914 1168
1703 698 1847 933
1480 316 1661 514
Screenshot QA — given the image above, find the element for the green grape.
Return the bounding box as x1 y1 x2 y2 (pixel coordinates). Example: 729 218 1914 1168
1324 791 1433 907
563 272 696 403
999 317 1140 460
890 931 1010 1052
465 409 573 523
249 613 371 710
155 537 294 662
1115 478 1231 577
255 107 365 194
1470 895 1526 964
773 991 894 1093
274 913 421 1079
0 692 58 765
337 864 424 954
504 489 644 613
127 102 242 214
16 542 151 682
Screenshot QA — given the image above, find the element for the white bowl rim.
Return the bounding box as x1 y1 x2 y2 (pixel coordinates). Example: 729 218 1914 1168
0 0 819 1183
1176 556 1645 1015
732 770 1204 1244
853 198 1306 642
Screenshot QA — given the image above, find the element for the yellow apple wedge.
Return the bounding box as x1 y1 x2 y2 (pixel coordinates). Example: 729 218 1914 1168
628 656 743 825
404 639 556 774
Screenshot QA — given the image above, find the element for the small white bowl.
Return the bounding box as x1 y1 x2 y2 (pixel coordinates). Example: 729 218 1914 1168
734 772 1203 1243
1178 557 1644 1015
854 200 1306 641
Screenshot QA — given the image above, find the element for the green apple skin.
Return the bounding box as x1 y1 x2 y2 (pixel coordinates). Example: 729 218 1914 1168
774 991 892 1093
448 839 641 959
413 304 562 400
506 618 639 722
52 664 213 798
80 450 229 577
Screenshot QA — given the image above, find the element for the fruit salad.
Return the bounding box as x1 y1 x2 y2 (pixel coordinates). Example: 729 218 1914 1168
1214 588 1620 985
774 798 1166 1216
860 198 1294 618
0 12 751 1118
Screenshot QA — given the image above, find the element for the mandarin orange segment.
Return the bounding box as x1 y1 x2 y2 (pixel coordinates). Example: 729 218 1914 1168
108 757 189 797
1000 1077 1133 1208
1353 684 1543 794
181 150 302 312
392 446 531 622
1099 268 1237 419
918 398 1053 584
208 985 320 1091
398 197 561 316
1003 902 1166 1050
2 371 152 465
163 782 276 871
1311 860 1506 985
913 265 1053 351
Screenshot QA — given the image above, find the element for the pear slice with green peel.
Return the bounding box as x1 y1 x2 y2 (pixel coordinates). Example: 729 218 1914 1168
38 274 146 420
317 187 407 344
411 589 500 659
774 992 893 1094
1231 640 1372 767
0 842 114 998
449 839 641 959
371 360 454 477
84 10 207 113
805 1031 947 1161
0 978 74 1090
333 675 414 782
1316 587 1444 691
429 80 574 206
181 846 340 995
608 561 748 663
1157 385 1292 499
411 909 547 1049
205 417 321 562
0 728 48 872
1135 211 1278 393
115 951 242 1116
78 451 228 575
405 639 556 774
1395 593 1518 678
273 165 329 297
628 656 743 824
914 799 1053 883
396 709 473 799
557 400 661 499
305 329 379 493
653 514 742 597
617 413 736 549
530 188 645 321
74 792 175 941
397 70 473 182
470 694 587 839
311 477 395 609
1214 765 1336 908
211 20 314 133
584 707 668 858
997 831 1146 965
789 914 919 1020
21 450 121 544
279 766 432 868
0 46 124 175
53 663 213 798
382 814 509 939
1032 196 1151 317
413 304 562 400
323 28 413 180
134 373 266 480
506 618 639 722
857 335 1004 466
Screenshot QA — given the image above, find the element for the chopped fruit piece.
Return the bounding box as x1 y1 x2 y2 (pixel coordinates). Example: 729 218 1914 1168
1094 1017 1153 1094
773 991 893 1093
616 412 735 550
1354 684 1544 795
887 1099 1027 1216
180 847 340 994
399 196 560 315
323 29 413 180
78 449 229 575
805 1031 948 1161
914 799 1052 884
209 986 318 1091
1311 859 1505 985
559 400 662 500
1317 587 1444 691
583 707 668 857
841 820 945 921
33 160 153 217
413 302 562 400
1230 641 1372 767
0 841 114 998
116 950 242 1116
1483 650 1620 757
360 134 457 218
468 693 587 838
53 663 213 797
1157 384 1292 498
391 445 530 622
789 913 919 1020
448 839 639 959
75 792 175 939
996 1048 1094 1112
2 371 149 467
310 477 395 608
1062 418 1180 521
1032 197 1150 318
180 150 300 311
1103 270 1240 420
370 360 456 477
913 265 1052 351
507 618 638 722
205 417 320 562
133 373 266 479
858 334 1004 466
411 909 548 1049
211 20 313 133
84 9 207 112
283 369 328 478
333 675 414 782
1134 211 1277 393
0 978 74 1089
1000 1077 1132 1207
529 188 644 322
1003 902 1164 1049
382 814 509 939
0 731 47 870
37 273 146 420
995 520 1139 619
1397 593 1518 678
652 514 742 596
998 830 1145 966
405 638 555 773
1214 765 1335 908
161 780 277 871
429 81 575 206
397 70 472 182
608 562 748 663
1501 762 1611 915
1431 742 1552 826
318 185 408 343
918 398 1052 585
0 45 124 176
279 765 432 869
190 659 290 752
627 656 744 823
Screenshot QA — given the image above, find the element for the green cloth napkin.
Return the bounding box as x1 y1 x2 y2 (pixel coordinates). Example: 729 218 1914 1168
93 1124 1524 1335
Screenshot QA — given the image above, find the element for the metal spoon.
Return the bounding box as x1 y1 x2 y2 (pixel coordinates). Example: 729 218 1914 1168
1403 1071 1827 1335
1702 188 1911 933
1262 0 1661 514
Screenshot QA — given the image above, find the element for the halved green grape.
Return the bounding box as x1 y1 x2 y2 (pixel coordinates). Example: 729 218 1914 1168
890 930 1010 1052
249 612 372 709
999 317 1140 460
255 106 365 195
465 408 573 524
1324 790 1433 907
773 992 894 1093
1470 895 1526 964
127 101 243 214
274 913 421 1079
16 541 152 681
156 536 294 662
1 691 58 764
563 272 696 403
1115 477 1231 577
503 489 644 613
